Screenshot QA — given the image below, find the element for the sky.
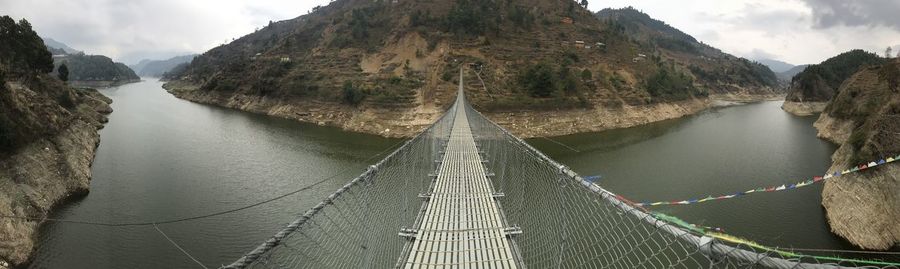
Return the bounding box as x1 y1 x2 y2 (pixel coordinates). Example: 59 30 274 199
2 0 898 65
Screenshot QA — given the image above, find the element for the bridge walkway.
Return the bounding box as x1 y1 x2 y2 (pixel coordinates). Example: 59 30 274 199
402 71 519 269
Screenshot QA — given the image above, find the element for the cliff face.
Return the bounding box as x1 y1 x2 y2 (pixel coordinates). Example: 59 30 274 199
816 59 900 250
0 16 113 267
164 0 778 138
783 50 883 116
0 77 112 267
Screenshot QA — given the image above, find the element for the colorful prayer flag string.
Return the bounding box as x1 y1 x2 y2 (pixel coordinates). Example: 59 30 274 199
634 155 900 207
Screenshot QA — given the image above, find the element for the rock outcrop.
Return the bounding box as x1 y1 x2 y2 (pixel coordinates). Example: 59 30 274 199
0 78 112 267
816 59 900 250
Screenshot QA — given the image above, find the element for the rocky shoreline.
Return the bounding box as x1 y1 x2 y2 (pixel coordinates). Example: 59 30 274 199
782 101 828 116
165 81 782 139
815 113 900 250
68 79 141 89
0 85 112 268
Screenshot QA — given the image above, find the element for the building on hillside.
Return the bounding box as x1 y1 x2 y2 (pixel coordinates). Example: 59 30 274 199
561 17 574 24
595 42 606 47
575 41 585 48
280 57 291 63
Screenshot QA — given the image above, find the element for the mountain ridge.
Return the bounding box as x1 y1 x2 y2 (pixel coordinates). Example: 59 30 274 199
164 0 780 138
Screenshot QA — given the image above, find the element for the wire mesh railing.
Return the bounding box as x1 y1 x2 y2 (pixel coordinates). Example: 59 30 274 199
223 69 897 269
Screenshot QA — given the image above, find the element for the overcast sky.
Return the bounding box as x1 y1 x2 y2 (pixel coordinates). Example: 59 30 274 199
2 0 898 65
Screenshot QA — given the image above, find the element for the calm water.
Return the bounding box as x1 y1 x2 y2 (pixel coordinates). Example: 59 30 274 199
529 102 849 251
29 79 866 268
29 79 399 268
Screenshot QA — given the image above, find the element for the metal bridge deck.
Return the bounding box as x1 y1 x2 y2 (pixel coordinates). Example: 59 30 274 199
402 76 519 269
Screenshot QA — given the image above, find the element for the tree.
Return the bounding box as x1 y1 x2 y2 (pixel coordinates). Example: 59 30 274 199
0 17 53 74
521 62 557 97
580 0 589 8
57 63 69 82
342 81 364 105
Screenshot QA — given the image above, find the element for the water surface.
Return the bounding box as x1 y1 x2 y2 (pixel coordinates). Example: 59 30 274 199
30 81 882 267
529 102 848 251
30 79 399 268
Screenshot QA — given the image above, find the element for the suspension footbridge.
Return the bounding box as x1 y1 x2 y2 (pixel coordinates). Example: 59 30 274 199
218 68 893 269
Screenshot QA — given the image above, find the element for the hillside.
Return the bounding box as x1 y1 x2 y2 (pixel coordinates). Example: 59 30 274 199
594 7 779 94
129 54 196 77
51 54 140 87
783 50 884 115
42 37 140 87
814 58 900 250
0 16 112 267
164 0 780 138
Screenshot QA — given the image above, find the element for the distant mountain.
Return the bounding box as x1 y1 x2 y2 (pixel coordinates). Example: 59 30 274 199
41 37 81 54
129 59 152 75
129 54 196 77
776 64 809 81
756 58 795 73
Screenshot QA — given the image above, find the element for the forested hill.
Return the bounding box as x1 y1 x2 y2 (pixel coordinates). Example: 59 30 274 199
165 0 780 116
595 7 778 91
51 54 139 83
787 49 884 103
42 38 139 84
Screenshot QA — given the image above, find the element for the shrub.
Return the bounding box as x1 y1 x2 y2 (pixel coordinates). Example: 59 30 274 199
581 69 592 81
521 62 557 97
645 65 695 101
342 81 364 105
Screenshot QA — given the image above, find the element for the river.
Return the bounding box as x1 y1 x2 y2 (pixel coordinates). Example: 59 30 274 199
30 79 858 268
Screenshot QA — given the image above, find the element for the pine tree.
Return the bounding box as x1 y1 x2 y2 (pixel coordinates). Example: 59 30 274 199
580 0 589 8
57 63 69 82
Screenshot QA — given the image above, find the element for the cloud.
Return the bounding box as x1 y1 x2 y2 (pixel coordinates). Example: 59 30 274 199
747 48 780 61
0 0 331 64
802 0 900 31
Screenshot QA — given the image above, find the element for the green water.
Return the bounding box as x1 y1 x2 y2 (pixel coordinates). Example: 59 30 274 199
528 102 852 251
29 79 400 268
28 79 885 268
